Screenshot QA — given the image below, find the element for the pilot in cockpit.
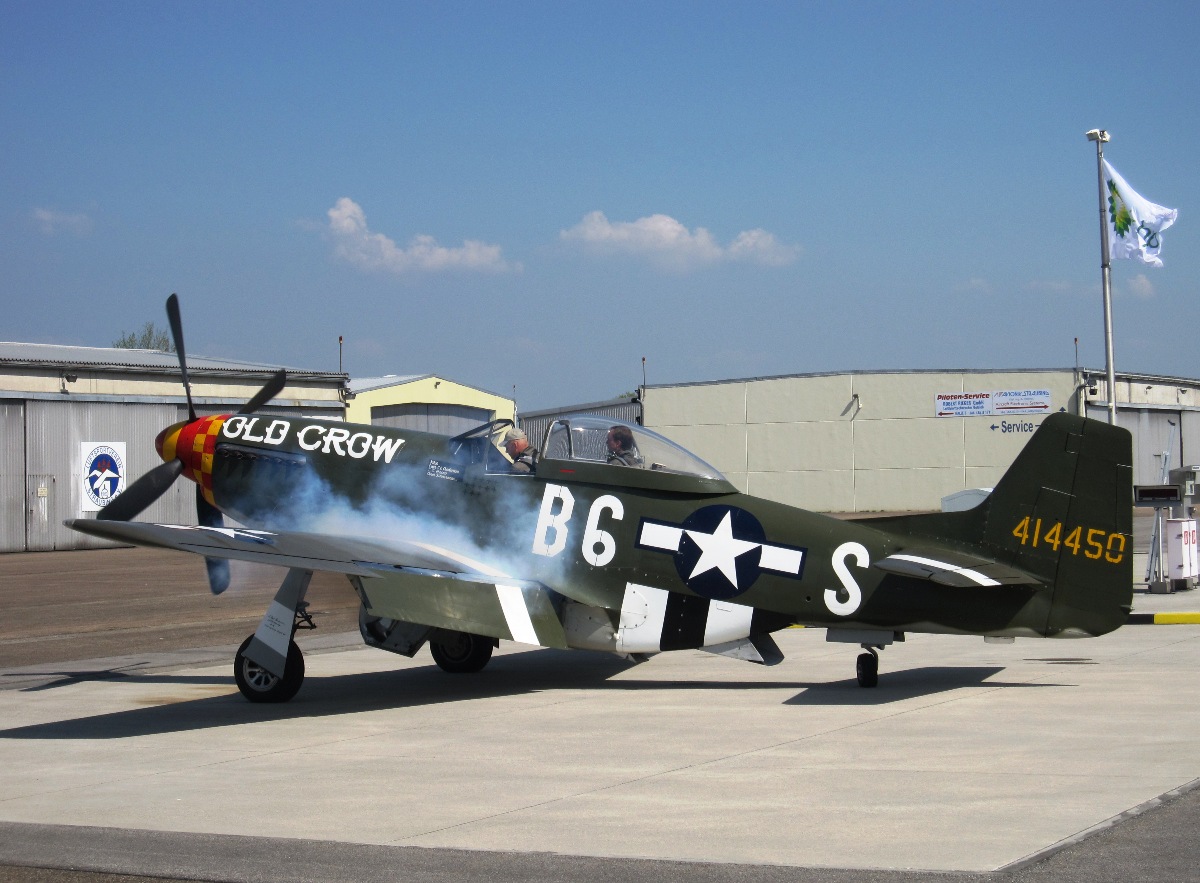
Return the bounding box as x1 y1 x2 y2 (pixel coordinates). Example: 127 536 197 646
605 425 642 467
503 427 538 474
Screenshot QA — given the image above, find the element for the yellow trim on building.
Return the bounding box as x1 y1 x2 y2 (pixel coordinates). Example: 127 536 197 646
345 375 514 427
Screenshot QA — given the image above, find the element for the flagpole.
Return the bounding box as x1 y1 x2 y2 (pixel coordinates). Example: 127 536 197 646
1087 129 1117 425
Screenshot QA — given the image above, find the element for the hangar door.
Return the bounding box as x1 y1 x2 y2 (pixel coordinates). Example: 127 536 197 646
25 400 193 552
1087 406 1183 484
0 401 25 553
371 403 491 436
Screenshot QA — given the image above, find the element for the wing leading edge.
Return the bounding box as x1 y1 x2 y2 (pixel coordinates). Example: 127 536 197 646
66 518 513 578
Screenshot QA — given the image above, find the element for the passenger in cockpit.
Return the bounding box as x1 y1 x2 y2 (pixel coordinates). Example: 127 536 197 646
605 425 642 467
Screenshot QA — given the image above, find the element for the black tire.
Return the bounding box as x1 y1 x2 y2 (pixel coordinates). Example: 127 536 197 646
430 632 494 673
234 635 304 702
856 651 879 688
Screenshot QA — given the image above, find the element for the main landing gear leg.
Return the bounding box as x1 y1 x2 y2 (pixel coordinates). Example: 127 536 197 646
856 646 880 688
234 568 315 703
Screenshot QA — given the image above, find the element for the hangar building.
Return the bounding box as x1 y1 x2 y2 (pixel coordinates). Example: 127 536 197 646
0 343 347 552
637 367 1200 513
519 368 1200 515
346 374 514 435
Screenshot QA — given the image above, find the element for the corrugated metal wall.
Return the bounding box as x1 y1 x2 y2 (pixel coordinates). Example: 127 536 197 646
0 402 25 552
24 400 197 551
1086 405 1185 485
5 399 345 553
519 400 642 452
371 402 491 436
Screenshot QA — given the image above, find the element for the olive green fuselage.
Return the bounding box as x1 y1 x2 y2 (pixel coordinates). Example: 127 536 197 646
206 413 1132 642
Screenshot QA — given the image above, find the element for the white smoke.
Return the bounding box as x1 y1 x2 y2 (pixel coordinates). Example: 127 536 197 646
242 446 565 586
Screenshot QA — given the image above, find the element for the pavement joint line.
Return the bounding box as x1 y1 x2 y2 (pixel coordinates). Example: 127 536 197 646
391 676 1029 847
996 775 1200 873
1106 630 1200 665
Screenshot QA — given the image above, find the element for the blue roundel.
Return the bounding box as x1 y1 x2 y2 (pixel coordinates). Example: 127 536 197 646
673 505 766 600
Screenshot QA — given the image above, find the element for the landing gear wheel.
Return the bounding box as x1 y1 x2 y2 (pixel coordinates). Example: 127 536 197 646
856 650 879 688
430 632 494 673
234 635 305 702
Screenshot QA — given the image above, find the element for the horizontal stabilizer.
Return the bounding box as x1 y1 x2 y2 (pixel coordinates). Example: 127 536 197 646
876 550 1040 588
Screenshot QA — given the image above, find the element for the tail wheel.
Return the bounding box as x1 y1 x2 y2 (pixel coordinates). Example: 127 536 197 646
234 635 305 702
430 632 493 673
856 650 879 688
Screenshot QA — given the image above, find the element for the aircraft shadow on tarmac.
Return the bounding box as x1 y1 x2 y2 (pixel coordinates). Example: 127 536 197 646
783 665 1065 706
7 668 228 693
0 649 1068 741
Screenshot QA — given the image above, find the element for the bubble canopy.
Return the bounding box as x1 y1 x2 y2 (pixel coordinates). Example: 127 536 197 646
540 416 725 480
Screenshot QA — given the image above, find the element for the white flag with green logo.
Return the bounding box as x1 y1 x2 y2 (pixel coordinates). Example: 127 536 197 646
1103 160 1178 267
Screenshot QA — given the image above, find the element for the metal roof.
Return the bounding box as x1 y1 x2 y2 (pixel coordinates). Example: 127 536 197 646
520 396 640 419
644 366 1200 390
0 342 345 381
349 374 428 392
349 373 509 399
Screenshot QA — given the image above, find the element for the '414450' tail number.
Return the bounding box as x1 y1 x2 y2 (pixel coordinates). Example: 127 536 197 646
1012 516 1125 564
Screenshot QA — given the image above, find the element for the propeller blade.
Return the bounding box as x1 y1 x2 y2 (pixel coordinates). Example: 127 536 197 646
97 459 184 522
239 369 287 415
204 557 231 595
196 486 225 530
196 488 231 594
165 293 196 422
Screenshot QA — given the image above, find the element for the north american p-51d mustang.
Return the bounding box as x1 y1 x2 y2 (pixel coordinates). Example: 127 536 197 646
69 297 1135 702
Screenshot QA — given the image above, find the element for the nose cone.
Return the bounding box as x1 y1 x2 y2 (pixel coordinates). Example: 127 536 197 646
155 421 186 462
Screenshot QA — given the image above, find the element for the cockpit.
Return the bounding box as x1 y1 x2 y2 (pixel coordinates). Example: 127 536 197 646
449 416 727 484
540 416 724 479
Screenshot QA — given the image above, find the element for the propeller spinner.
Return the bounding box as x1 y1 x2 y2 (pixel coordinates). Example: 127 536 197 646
96 294 287 594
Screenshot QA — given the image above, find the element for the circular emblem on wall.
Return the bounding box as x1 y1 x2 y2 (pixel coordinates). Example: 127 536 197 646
83 445 125 509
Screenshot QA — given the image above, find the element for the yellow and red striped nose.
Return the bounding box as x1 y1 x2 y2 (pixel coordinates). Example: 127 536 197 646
155 415 229 504
154 421 186 463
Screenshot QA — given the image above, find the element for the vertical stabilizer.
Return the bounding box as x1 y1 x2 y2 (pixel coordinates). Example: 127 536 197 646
981 413 1133 636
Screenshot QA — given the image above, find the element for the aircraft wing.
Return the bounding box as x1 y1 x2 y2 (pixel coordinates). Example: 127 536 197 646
65 518 519 580
67 518 571 650
875 548 1041 588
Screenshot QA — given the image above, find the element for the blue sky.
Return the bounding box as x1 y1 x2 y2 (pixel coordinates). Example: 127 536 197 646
3 2 1197 411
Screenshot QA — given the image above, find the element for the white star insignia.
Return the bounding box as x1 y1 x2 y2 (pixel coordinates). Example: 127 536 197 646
685 512 759 588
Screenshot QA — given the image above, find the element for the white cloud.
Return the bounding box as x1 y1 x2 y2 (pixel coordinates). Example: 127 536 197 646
33 208 93 236
1124 273 1156 300
326 198 519 274
1026 279 1074 294
954 277 991 293
560 211 799 270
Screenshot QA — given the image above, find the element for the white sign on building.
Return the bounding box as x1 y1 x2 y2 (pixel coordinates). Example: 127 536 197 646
934 392 992 417
935 389 1052 417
